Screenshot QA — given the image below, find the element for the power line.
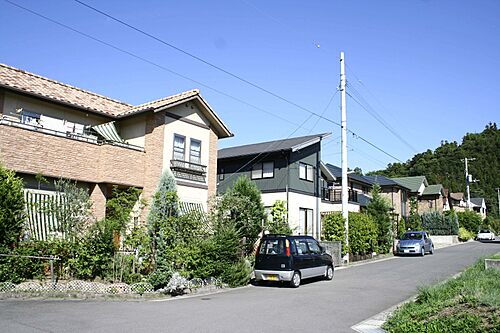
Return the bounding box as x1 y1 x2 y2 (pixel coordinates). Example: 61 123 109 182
346 85 418 153
4 0 402 164
2 0 310 130
72 0 329 120
71 0 403 163
308 88 339 134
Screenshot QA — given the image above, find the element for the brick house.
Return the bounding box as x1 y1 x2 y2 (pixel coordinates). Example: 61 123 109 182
0 63 232 226
392 176 447 214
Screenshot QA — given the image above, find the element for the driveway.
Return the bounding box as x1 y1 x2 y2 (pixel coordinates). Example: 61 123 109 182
1 240 498 333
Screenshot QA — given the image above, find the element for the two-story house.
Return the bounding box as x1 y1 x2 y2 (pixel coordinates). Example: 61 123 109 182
217 133 334 239
392 176 446 214
0 63 232 237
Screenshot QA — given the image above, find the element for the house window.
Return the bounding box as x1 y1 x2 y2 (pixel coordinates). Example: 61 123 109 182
173 134 185 160
21 111 41 126
190 139 201 164
299 208 313 235
251 161 274 179
299 162 314 181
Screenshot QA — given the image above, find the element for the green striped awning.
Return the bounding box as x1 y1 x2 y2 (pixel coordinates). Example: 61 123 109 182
92 121 123 143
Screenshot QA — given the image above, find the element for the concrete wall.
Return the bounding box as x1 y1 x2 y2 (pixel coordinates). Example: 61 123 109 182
119 114 147 147
429 235 459 249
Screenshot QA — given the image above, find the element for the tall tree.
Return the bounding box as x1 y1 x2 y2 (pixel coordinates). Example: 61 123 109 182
367 184 393 253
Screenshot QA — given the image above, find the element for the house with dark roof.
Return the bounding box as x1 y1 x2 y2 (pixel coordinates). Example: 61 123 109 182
0 63 232 235
217 133 335 239
470 198 487 219
449 192 467 212
363 175 411 220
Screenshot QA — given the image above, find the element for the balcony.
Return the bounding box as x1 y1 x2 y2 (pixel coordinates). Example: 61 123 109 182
170 159 207 183
322 188 359 203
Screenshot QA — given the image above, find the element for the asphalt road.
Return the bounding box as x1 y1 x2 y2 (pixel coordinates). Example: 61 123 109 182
1 240 499 333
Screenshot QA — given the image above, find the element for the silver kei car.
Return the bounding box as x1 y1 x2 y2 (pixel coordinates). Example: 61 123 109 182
395 231 434 256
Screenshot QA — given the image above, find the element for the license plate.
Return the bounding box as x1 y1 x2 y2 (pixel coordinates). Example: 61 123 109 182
266 275 279 281
404 250 410 253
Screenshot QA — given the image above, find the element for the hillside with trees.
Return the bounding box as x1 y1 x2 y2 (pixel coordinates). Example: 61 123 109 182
368 123 499 216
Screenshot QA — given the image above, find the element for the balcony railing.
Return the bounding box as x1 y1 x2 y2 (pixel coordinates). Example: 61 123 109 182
322 188 358 203
170 159 207 183
0 117 144 151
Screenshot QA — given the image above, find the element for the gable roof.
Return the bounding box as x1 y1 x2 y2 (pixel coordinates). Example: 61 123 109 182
450 192 464 201
470 197 485 207
362 175 408 189
422 184 444 196
0 63 232 137
325 164 372 185
218 133 330 159
392 176 428 193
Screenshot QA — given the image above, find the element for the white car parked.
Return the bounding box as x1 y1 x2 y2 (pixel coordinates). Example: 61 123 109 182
476 229 496 241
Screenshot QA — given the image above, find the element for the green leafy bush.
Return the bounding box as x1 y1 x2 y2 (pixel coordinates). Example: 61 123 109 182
322 212 348 255
265 200 292 235
457 210 483 234
348 212 377 255
0 164 25 250
105 186 142 233
405 197 422 231
214 176 265 255
458 227 475 242
367 184 393 253
422 211 458 235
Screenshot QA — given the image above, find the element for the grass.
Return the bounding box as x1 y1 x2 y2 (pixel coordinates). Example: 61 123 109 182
383 254 500 333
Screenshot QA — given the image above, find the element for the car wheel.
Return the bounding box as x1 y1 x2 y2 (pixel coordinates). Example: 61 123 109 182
420 247 425 256
325 265 334 280
429 244 434 255
290 271 301 288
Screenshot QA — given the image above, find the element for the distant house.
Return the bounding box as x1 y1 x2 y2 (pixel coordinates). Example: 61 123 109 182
449 192 467 212
470 198 487 219
323 164 373 213
363 175 411 221
392 176 446 214
217 133 333 238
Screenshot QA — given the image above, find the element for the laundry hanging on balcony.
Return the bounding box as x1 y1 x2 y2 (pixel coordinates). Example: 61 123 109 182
91 121 124 143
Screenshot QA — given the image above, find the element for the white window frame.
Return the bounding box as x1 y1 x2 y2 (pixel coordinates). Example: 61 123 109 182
189 138 202 165
299 162 314 182
251 161 274 179
173 134 186 161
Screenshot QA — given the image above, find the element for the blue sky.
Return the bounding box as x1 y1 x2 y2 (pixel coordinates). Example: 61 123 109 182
1 0 498 172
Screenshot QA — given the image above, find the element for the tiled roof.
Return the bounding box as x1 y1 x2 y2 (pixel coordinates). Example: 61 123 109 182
0 64 231 134
422 184 443 196
392 176 428 193
363 175 405 188
325 164 372 185
0 63 130 116
119 89 200 117
450 192 464 201
470 197 485 207
218 133 330 159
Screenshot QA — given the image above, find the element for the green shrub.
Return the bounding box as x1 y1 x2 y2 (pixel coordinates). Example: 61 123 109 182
348 212 377 255
105 186 142 233
221 258 252 288
458 227 475 242
367 184 393 253
265 200 292 235
214 176 265 255
0 164 25 249
0 242 45 283
482 216 500 234
422 211 458 235
322 212 348 255
405 197 422 231
457 210 482 234
147 269 172 290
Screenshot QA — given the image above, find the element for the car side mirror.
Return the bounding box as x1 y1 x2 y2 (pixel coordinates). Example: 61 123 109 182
319 246 326 254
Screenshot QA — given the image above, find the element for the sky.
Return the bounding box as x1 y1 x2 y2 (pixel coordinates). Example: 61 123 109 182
1 0 499 172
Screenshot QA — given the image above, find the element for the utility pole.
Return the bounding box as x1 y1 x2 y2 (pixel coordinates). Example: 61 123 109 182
496 188 500 216
340 51 349 263
463 158 476 209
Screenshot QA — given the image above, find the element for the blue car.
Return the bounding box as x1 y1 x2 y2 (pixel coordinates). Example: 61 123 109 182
395 231 434 256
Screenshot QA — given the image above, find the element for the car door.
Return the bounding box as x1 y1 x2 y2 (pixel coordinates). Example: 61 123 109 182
293 238 314 278
305 239 324 277
423 233 430 251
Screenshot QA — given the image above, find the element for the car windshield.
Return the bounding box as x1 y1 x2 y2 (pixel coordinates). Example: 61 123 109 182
401 233 423 240
258 239 285 256
479 230 490 233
